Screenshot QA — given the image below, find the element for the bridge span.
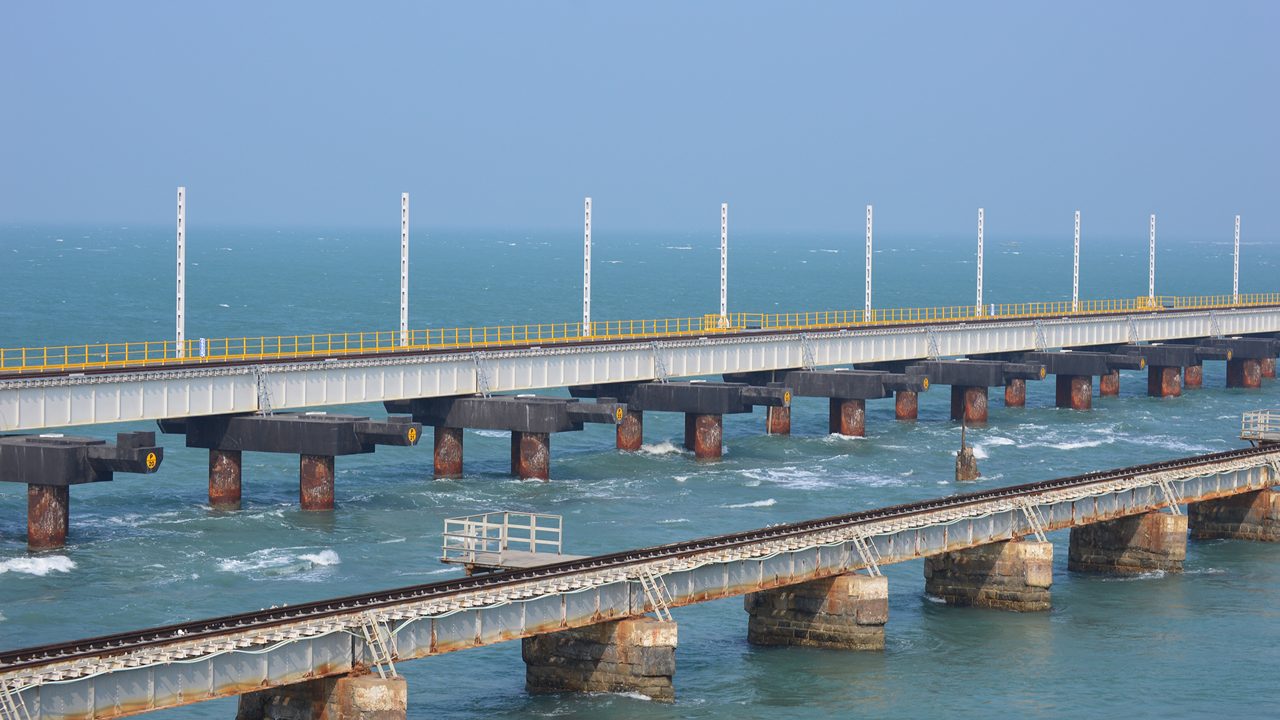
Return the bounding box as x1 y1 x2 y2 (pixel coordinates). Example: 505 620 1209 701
2 444 1277 717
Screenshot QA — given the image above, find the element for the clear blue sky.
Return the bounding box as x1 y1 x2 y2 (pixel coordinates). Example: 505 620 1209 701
2 2 1276 239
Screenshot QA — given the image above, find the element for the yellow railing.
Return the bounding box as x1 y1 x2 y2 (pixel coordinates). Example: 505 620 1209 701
4 293 1280 375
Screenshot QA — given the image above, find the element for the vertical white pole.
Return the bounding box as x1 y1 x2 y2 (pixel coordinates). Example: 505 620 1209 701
399 193 409 347
175 186 186 359
1233 214 1241 304
1073 210 1080 312
582 197 592 336
865 205 873 318
976 207 985 315
1148 214 1156 302
720 202 728 327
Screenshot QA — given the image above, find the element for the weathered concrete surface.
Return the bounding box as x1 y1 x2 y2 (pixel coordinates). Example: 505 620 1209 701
433 426 464 478
1055 375 1092 411
949 386 989 424
209 448 243 509
616 409 644 450
1003 378 1026 408
1262 357 1277 379
1147 366 1182 398
1189 489 1280 542
27 484 69 551
1068 511 1188 573
955 446 980 482
1099 369 1120 397
765 405 791 436
895 390 919 421
1227 358 1263 389
299 454 336 511
511 431 551 480
1183 364 1204 389
523 617 677 702
236 674 407 720
684 413 723 460
828 398 866 437
924 539 1052 611
745 574 887 650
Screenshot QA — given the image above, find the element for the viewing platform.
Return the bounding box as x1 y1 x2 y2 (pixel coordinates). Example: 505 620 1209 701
441 511 581 574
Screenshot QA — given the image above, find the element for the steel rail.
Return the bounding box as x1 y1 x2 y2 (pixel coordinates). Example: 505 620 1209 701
3 444 1277 673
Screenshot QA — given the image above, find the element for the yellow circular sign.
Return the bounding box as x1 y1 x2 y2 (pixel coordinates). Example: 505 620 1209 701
145 452 158 470
783 390 792 405
1039 367 1047 379
407 426 419 444
615 406 625 422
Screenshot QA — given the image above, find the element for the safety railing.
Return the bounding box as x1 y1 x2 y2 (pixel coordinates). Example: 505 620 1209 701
1241 410 1280 442
441 511 564 566
4 293 1280 375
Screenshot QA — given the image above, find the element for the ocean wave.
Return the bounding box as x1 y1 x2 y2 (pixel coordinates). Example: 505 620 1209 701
658 518 691 524
1101 569 1166 582
665 245 693 251
218 548 340 576
638 441 684 456
471 430 508 439
0 556 76 576
721 499 776 509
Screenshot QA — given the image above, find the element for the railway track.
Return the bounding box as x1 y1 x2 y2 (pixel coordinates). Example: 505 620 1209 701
4 443 1275 675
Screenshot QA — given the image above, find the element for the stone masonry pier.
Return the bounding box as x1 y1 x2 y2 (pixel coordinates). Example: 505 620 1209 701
1189 489 1280 541
1068 511 1188 573
523 616 677 702
744 573 887 650
924 539 1053 611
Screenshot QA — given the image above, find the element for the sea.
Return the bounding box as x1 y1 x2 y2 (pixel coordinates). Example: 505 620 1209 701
1 222 1278 719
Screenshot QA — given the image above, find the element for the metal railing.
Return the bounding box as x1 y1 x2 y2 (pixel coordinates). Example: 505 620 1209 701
1241 410 1280 441
441 511 564 566
4 293 1280 375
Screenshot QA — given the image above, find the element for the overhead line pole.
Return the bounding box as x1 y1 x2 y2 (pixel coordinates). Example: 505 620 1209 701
865 205 873 319
976 208 985 315
1233 214 1241 304
1149 214 1156 303
720 202 728 328
175 186 186 359
583 197 592 337
1073 210 1080 312
399 193 409 347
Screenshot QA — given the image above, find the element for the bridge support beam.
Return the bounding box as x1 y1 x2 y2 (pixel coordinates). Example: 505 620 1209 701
765 405 791 436
511 431 551 480
744 573 887 650
924 539 1052 611
828 398 866 437
1262 357 1277 379
433 426 464 478
209 449 242 509
1068 511 1187 573
617 409 645 449
1003 378 1026 408
895 390 918 420
300 455 336 511
28 485 69 552
236 674 407 720
1099 370 1120 397
1147 366 1182 398
684 414 723 459
523 616 677 702
950 386 988 424
1226 358 1262 389
1183 364 1204 389
1189 489 1280 542
1055 375 1092 411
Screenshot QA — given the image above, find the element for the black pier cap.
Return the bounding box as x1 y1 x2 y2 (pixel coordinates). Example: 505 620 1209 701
159 413 421 456
0 431 163 486
386 395 626 434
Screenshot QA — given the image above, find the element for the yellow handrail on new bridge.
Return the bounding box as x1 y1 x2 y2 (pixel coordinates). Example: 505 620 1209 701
3 294 1279 375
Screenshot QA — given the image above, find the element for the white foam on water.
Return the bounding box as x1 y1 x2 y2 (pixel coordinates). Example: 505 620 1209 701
983 436 1017 447
299 550 341 566
378 537 407 544
638 441 684 456
673 475 690 483
471 429 508 438
970 445 990 460
824 433 866 442
923 593 947 604
0 556 76 576
218 547 339 575
218 303 230 308
658 518 691 524
721 499 777 509
665 245 693 250
1102 569 1167 582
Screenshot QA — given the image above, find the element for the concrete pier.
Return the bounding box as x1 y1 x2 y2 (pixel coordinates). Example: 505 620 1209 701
236 674 407 720
208 449 243 509
684 413 723 460
1004 378 1026 408
1099 369 1120 397
299 454 336 511
745 574 887 650
765 405 791 436
924 539 1052 611
828 398 866 437
1189 489 1280 541
1068 511 1187 573
617 409 645 449
1183 364 1204 389
523 617 677 702
1227 358 1262 389
895 389 919 420
1055 375 1092 411
27 485 70 551
511 431 551 480
432 426 464 478
1263 357 1277 379
1147 366 1182 398
950 386 989 424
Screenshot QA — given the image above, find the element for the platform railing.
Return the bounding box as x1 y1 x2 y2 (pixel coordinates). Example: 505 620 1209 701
1241 410 1280 441
5 293 1280 375
441 511 564 566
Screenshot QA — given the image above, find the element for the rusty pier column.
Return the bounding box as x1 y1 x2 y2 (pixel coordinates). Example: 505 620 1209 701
1262 357 1277 379
1147 366 1182 397
1226 358 1262 389
28 485 70 551
1003 378 1026 408
895 390 918 421
765 405 791 436
1099 370 1120 397
828 398 866 437
683 413 723 460
433 426 464 478
299 454 336 510
511 431 551 480
949 386 988 424
1183 364 1204 389
616 409 644 450
1054 375 1092 411
208 449 242 510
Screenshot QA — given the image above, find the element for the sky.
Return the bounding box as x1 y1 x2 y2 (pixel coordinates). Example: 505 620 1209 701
1 2 1276 239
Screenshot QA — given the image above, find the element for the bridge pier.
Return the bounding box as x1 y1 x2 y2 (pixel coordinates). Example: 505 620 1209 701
895 389 919 420
511 431 551 480
924 539 1052 611
1263 357 1277 379
300 454 336 511
617 409 645 449
1226 358 1262 389
950 386 988 424
828 398 866 437
28 485 70 551
1068 511 1187 573
684 413 723 459
1183 364 1204 389
1189 489 1280 542
1003 378 1026 408
236 674 407 720
1055 375 1092 411
433 426 464 478
1147 366 1182 397
209 449 243 509
523 616 677 702
744 573 887 650
1100 370 1120 397
765 405 791 436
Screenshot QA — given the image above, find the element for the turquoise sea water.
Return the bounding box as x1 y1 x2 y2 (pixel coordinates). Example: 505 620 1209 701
1 222 1279 718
